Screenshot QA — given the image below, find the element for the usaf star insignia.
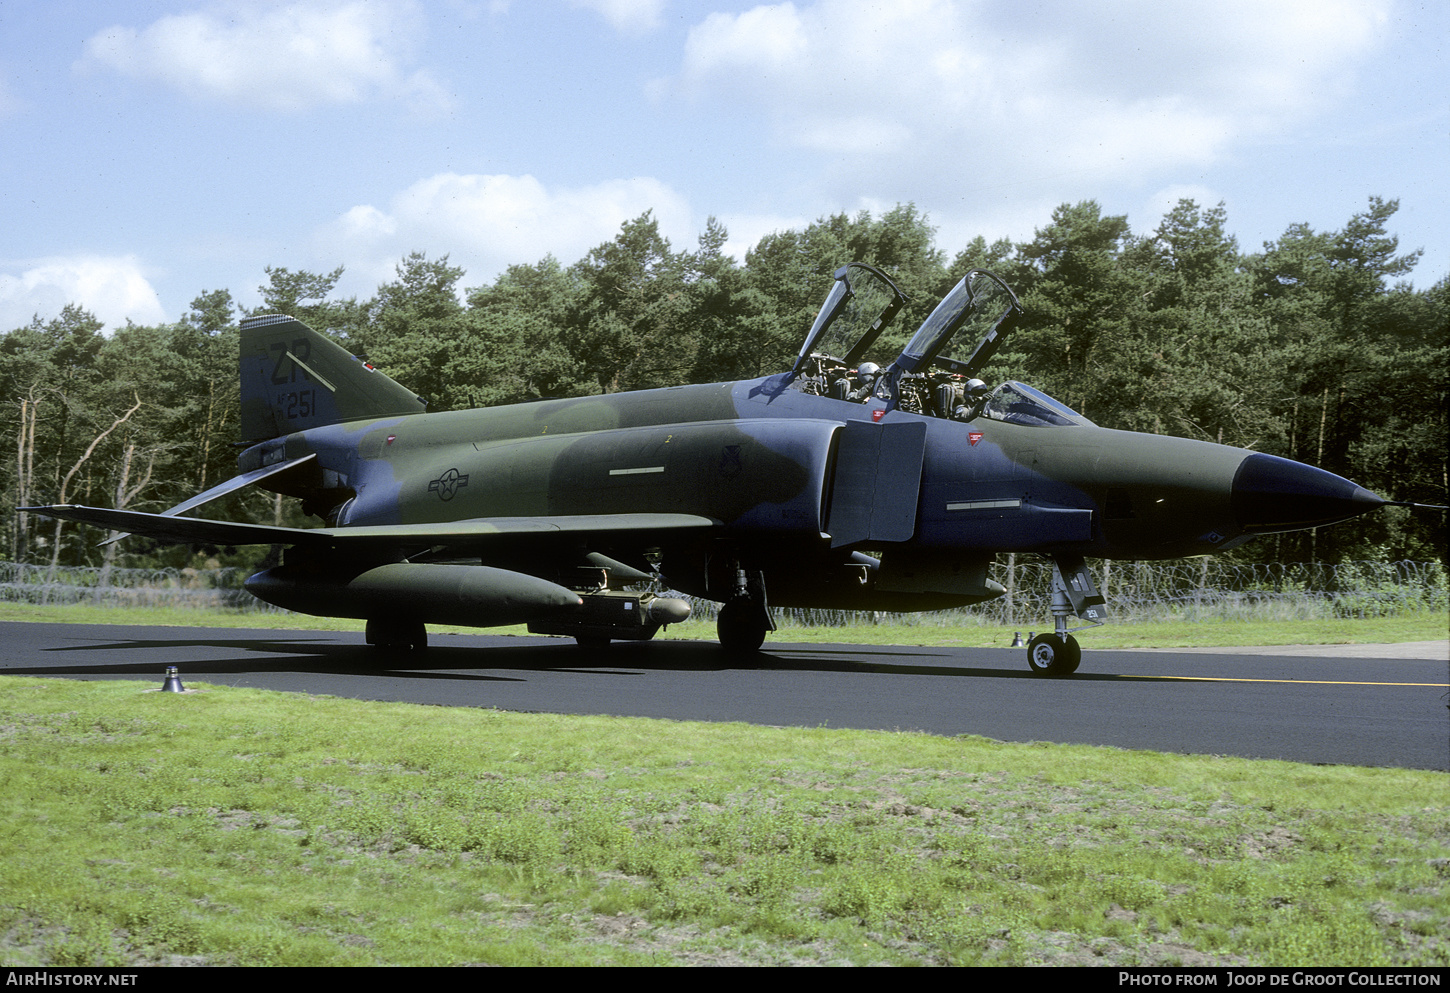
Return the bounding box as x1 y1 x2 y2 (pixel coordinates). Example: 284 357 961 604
428 468 470 501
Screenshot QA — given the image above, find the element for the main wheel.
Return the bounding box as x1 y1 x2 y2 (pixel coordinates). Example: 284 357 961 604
717 600 768 654
1026 632 1081 676
366 618 428 651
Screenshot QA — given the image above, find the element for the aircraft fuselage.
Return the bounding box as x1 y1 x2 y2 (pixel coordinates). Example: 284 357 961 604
239 371 1370 613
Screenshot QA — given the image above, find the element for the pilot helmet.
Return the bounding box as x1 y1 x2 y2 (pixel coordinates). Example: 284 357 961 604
965 378 989 397
856 362 882 380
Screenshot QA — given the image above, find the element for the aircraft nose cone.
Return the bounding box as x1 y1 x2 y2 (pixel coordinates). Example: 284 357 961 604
1231 453 1385 534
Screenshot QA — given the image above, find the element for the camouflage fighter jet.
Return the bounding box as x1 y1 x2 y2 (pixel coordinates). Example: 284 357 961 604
23 264 1420 675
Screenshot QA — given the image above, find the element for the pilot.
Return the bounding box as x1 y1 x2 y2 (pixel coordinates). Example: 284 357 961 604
953 378 990 421
848 362 882 401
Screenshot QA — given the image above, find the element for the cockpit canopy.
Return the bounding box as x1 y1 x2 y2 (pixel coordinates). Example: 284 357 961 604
791 262 906 376
980 381 1094 427
788 262 1092 427
892 269 1019 377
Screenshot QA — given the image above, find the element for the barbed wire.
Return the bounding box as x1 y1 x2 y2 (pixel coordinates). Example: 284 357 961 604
687 558 1448 627
0 561 283 612
2 558 1443 625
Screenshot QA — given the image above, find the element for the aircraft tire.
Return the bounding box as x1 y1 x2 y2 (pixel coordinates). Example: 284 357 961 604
717 600 767 654
366 618 428 652
1026 633 1080 676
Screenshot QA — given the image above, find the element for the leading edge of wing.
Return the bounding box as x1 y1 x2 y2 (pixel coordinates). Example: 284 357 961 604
20 505 719 552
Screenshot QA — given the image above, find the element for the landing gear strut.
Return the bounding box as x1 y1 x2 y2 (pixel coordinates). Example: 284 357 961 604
1024 555 1107 676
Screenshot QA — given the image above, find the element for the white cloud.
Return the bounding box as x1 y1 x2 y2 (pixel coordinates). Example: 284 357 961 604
567 0 666 34
713 211 813 262
684 5 811 74
0 256 166 332
76 1 450 113
671 0 1393 194
316 172 696 290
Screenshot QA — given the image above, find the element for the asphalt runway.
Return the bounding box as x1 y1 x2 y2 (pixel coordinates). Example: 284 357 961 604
2 621 1445 771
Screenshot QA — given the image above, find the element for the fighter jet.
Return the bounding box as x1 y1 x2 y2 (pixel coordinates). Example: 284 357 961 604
22 263 1416 675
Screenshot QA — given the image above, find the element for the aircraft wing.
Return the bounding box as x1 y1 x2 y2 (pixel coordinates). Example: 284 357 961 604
20 505 719 556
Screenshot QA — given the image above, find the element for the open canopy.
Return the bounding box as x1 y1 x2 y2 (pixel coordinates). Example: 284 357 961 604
788 264 1095 426
790 262 907 378
891 269 1021 378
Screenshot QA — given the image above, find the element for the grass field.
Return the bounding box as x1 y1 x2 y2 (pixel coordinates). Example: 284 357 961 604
1 604 1445 966
0 677 1445 967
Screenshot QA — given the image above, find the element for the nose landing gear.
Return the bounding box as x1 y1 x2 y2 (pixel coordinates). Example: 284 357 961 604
1025 555 1106 676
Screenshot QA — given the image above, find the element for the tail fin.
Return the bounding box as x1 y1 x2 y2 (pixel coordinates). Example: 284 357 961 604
239 314 426 442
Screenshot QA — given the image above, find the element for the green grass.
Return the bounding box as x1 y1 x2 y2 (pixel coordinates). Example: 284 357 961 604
0 678 1445 967
0 601 1444 649
664 613 1448 649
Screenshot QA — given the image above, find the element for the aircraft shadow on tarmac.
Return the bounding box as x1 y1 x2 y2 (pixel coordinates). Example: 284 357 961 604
15 634 1172 683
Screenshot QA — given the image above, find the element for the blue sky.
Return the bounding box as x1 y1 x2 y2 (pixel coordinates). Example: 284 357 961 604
1 0 1445 331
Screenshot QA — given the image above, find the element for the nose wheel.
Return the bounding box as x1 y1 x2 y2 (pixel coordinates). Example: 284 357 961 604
1027 632 1081 676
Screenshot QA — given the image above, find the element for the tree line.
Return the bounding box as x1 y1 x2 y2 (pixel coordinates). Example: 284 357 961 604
4 197 1444 574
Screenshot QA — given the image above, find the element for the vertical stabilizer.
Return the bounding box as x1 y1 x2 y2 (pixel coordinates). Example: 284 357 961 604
239 315 426 442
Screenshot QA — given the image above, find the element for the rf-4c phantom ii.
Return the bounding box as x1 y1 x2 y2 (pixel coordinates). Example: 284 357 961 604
24 264 1422 675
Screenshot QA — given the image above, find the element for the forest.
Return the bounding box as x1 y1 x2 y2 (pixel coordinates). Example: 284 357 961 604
3 195 1445 576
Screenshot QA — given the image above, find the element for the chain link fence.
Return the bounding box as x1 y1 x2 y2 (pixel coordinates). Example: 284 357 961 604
690 558 1449 628
2 558 1444 626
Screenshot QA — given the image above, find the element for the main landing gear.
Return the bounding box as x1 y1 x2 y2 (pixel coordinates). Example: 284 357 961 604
1025 554 1107 677
716 564 774 654
366 617 428 652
